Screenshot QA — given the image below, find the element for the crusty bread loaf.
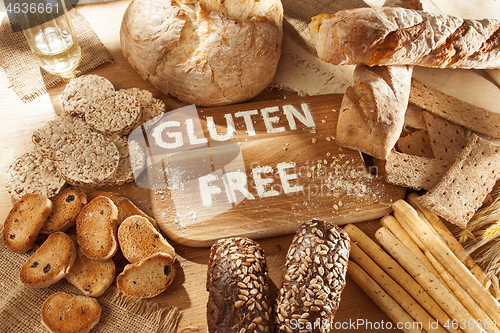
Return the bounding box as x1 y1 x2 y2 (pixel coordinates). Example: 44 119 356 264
40 187 87 234
41 292 102 333
336 64 412 160
65 247 116 297
118 215 175 263
20 231 77 288
120 0 283 106
3 193 53 253
116 252 176 298
76 196 119 261
334 0 422 161
206 237 272 333
309 7 500 69
274 220 350 332
114 196 157 229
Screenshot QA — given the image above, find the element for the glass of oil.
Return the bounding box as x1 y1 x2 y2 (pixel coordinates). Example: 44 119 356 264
16 0 81 74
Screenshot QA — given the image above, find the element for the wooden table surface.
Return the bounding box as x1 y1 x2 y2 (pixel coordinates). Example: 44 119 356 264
0 1 402 332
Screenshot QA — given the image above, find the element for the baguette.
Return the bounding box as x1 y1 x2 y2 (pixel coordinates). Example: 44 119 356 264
309 7 500 69
335 0 422 160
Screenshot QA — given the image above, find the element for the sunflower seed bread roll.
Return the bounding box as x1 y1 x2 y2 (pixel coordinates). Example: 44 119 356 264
207 237 272 333
309 7 500 69
274 220 350 332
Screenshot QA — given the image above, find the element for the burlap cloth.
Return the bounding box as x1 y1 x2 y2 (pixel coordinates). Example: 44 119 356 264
0 8 113 103
0 227 181 333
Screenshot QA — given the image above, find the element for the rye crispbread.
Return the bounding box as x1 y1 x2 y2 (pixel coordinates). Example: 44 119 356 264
76 196 119 261
415 134 500 228
6 151 66 201
385 151 450 191
65 247 116 297
19 231 77 288
422 111 467 163
41 292 102 333
396 129 434 158
118 215 175 263
40 187 87 234
116 252 176 298
3 193 53 253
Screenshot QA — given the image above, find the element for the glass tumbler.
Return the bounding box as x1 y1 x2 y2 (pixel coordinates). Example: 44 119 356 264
16 0 81 73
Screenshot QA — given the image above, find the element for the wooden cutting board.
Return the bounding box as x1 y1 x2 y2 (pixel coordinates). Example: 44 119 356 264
134 94 406 247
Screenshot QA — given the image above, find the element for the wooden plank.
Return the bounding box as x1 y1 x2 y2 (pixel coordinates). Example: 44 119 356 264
145 94 406 246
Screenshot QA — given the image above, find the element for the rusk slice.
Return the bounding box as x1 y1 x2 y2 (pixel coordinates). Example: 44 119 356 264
20 232 77 288
76 196 119 261
3 193 53 253
41 292 102 333
115 196 157 228
118 215 175 263
116 252 176 298
40 187 87 234
6 151 66 201
415 134 500 228
32 116 94 159
84 89 142 137
61 74 115 117
78 188 121 203
65 247 116 297
54 132 120 188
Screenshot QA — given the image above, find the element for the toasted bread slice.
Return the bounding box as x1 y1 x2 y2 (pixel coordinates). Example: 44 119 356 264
115 197 157 229
76 196 118 261
116 252 176 298
41 292 101 333
20 232 77 288
40 187 87 234
65 247 116 297
78 188 121 203
118 215 175 263
3 193 53 253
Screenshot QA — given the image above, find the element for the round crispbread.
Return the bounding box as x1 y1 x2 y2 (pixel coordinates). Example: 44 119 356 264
6 151 66 201
54 132 120 188
61 74 115 117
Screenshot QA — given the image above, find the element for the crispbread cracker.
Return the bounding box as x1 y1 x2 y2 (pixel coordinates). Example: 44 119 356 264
409 79 500 138
396 129 434 158
415 134 500 228
6 151 66 201
103 137 145 186
54 132 119 188
385 151 449 191
123 87 166 126
62 74 115 117
84 89 142 137
422 111 467 163
32 116 94 160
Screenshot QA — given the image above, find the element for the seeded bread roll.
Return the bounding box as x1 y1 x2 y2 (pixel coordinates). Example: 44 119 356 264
41 292 102 333
76 196 119 261
40 187 87 234
207 237 272 333
118 215 175 263
274 220 351 332
20 232 77 288
116 252 176 298
65 247 116 297
3 193 53 253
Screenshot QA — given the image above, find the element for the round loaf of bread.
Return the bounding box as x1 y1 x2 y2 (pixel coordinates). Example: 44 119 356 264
120 0 283 106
